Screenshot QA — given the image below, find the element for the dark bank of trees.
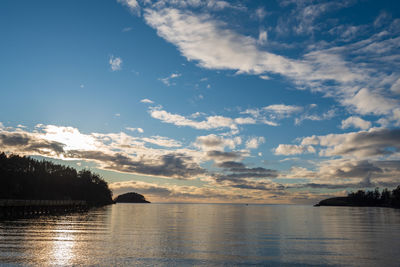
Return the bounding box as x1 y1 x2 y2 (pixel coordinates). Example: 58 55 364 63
346 186 400 207
316 186 400 208
0 153 113 205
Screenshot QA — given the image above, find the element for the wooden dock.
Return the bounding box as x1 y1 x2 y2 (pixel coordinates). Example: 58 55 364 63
0 199 89 218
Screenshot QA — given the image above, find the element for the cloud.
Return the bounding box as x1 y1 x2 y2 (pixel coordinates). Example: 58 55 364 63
274 144 316 155
254 7 266 20
242 104 302 125
149 107 237 131
67 150 205 179
140 4 400 126
195 134 241 150
159 72 181 86
295 109 335 125
257 30 267 45
245 136 265 149
341 116 371 130
301 128 400 158
122 26 133 32
206 150 242 162
126 127 144 133
215 161 278 179
0 124 207 179
391 78 400 94
234 117 256 124
109 180 257 203
263 104 302 117
117 0 140 15
109 55 122 71
140 98 154 104
141 136 182 147
0 131 65 157
143 7 309 76
342 88 398 116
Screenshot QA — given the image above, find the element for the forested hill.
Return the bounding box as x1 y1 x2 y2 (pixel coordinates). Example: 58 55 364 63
316 186 400 208
114 192 150 203
0 153 113 205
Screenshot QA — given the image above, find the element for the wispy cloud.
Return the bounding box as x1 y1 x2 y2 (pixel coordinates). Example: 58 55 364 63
140 3 400 127
159 72 181 86
122 26 133 32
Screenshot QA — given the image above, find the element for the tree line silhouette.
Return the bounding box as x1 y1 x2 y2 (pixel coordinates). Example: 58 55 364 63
347 187 400 207
0 152 113 205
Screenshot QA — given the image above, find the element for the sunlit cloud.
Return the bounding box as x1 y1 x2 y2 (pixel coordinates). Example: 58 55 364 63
140 98 154 104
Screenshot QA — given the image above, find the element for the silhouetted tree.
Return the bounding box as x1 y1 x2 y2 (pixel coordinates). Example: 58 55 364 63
0 152 113 205
346 186 400 208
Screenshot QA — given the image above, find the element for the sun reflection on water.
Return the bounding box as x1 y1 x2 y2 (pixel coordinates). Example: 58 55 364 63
47 221 76 266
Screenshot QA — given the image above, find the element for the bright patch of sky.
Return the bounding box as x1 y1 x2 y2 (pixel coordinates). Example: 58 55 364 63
0 0 400 204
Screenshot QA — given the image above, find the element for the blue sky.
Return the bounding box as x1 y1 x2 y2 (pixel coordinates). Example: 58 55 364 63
1 0 400 203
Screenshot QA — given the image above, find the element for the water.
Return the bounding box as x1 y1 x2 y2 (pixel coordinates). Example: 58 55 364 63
1 204 400 266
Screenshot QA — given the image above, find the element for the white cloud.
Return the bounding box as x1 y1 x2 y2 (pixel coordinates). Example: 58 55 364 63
109 55 122 71
140 98 154 104
117 0 140 15
142 135 182 147
342 88 398 116
149 107 237 131
263 104 302 115
341 116 371 130
143 7 310 77
246 137 265 149
274 144 315 155
234 117 256 125
126 127 144 133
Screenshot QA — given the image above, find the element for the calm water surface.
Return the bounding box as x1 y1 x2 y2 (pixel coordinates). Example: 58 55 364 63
1 204 399 266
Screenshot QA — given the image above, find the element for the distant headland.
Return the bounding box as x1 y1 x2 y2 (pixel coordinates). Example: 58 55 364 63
315 186 400 208
114 192 150 203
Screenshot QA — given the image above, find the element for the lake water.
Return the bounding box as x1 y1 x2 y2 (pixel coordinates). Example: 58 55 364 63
1 203 400 266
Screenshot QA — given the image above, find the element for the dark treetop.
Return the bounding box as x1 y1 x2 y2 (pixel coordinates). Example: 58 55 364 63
114 192 150 203
315 186 400 208
0 152 113 205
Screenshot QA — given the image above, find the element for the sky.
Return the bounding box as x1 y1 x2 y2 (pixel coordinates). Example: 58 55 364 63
1 0 400 204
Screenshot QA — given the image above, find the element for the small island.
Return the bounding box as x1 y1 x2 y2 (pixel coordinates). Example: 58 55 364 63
315 186 400 208
114 192 150 203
